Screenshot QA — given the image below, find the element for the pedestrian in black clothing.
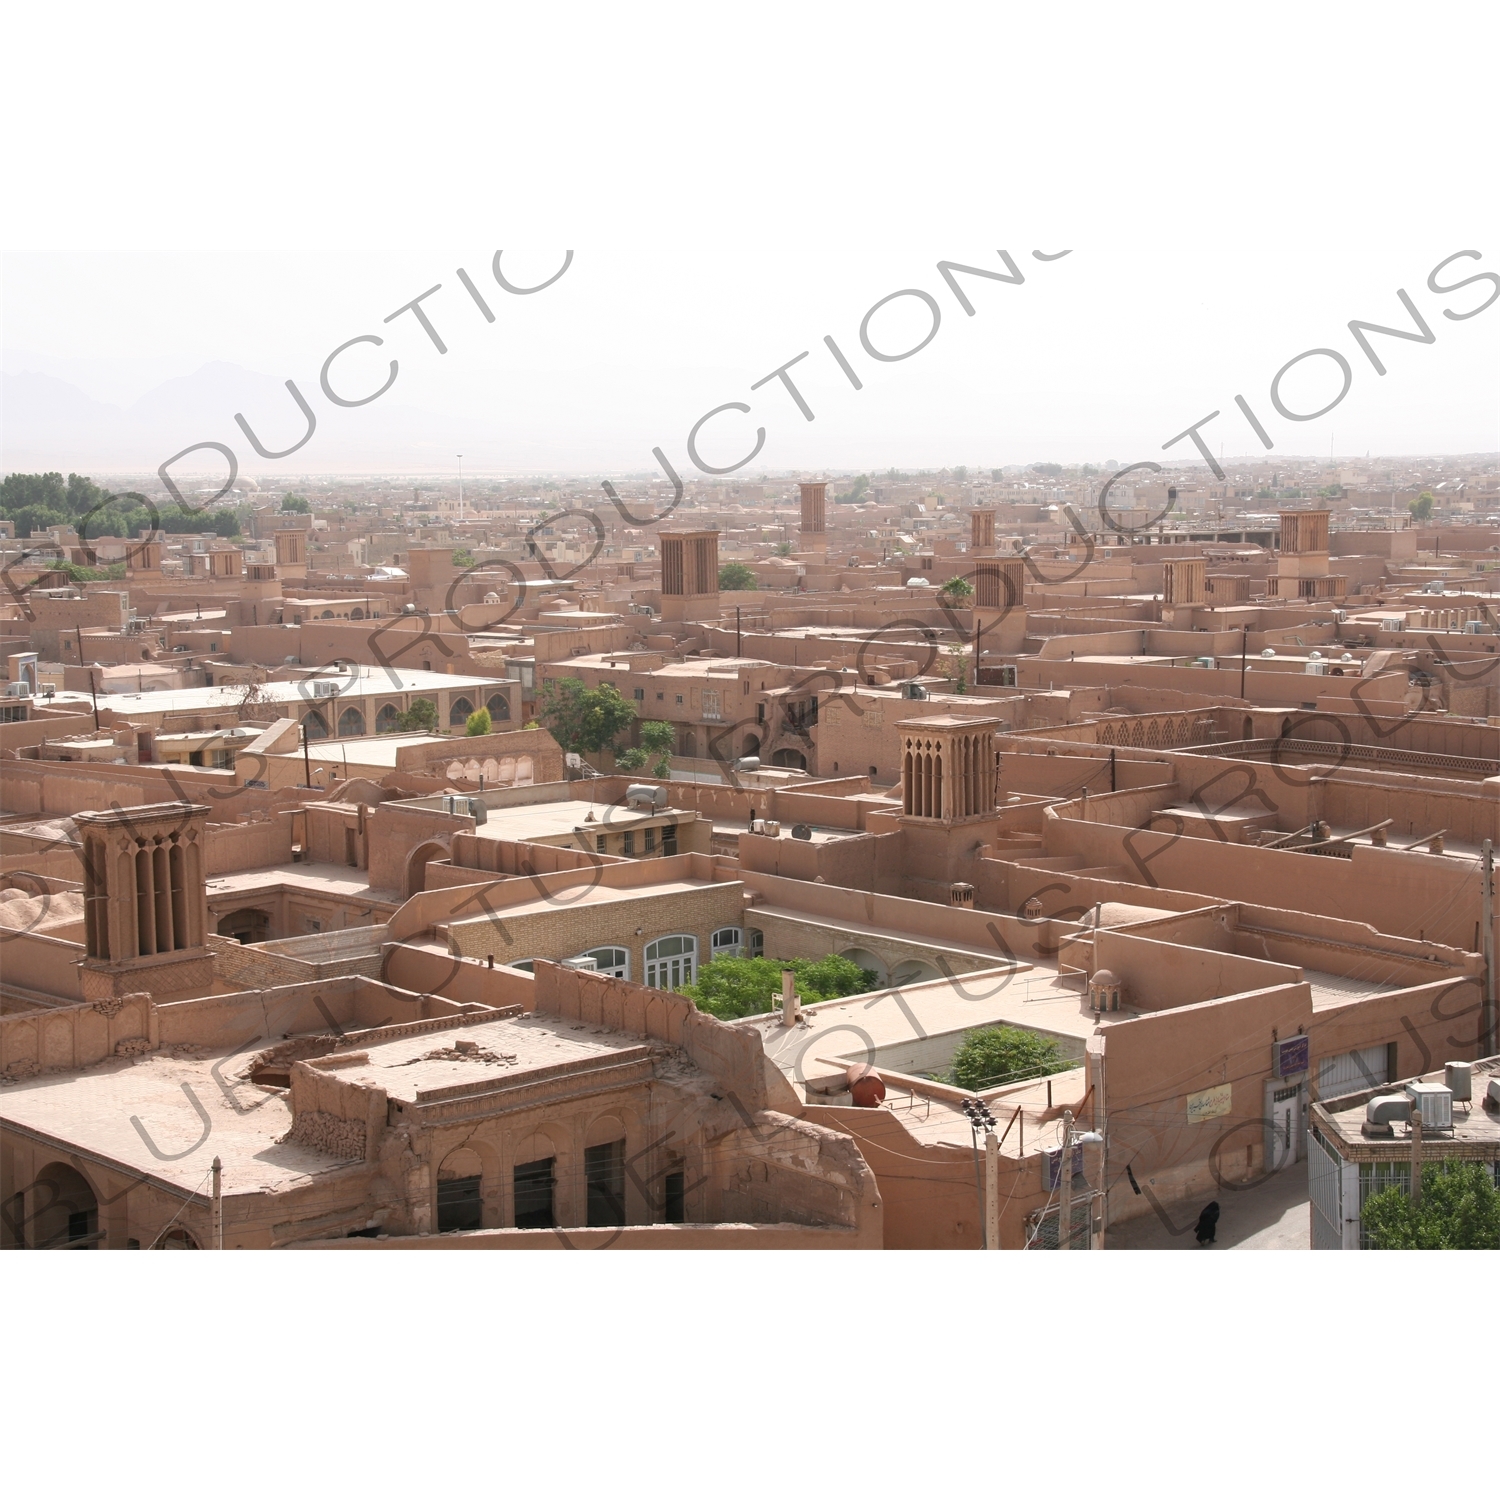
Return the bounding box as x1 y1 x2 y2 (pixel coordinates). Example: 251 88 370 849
1194 1200 1220 1246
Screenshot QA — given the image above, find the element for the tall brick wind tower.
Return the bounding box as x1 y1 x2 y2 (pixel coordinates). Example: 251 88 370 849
659 530 720 622
75 803 213 1002
799 481 828 554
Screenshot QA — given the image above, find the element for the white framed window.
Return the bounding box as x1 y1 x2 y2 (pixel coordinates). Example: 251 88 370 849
711 926 743 959
577 947 630 980
644 934 697 990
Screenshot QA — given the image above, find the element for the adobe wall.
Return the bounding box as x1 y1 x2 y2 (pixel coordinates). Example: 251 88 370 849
1102 981 1312 1221
1092 928 1302 1010
532 962 772 1114
303 1222 875 1249
0 985 152 1080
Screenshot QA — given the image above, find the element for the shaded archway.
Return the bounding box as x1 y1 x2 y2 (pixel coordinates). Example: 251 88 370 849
338 706 366 737
32 1163 98 1249
449 696 475 727
375 703 400 733
437 1146 484 1232
890 959 940 987
404 838 450 898
303 710 330 740
839 946 888 986
771 748 807 770
742 733 761 757
217 907 270 944
486 693 511 721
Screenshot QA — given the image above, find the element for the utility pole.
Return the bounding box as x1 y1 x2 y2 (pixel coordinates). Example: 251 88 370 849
984 1127 1000 1250
302 720 312 788
736 605 742 658
962 1097 996 1247
1058 1109 1075 1250
211 1156 223 1249
1239 624 1249 701
77 626 100 732
1482 839 1496 1056
1410 1112 1424 1207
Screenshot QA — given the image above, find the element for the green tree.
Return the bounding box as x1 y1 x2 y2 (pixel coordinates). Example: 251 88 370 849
394 697 439 732
835 474 870 504
614 746 648 772
774 541 793 557
452 548 476 568
638 719 675 777
680 954 877 1020
536 676 638 755
939 575 974 601
465 706 492 736
950 1026 1070 1091
1409 491 1434 521
1362 1161 1500 1249
280 494 311 514
718 561 757 591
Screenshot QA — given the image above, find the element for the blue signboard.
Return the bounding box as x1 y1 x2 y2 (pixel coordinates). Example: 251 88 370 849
1274 1036 1310 1078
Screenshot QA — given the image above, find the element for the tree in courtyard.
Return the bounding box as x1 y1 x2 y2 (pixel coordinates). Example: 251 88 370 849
280 494 311 513
950 1026 1070 1092
680 954 877 1020
718 561 757 591
535 676 638 756
395 697 438 732
465 706 492 736
939 575 974 602
1362 1161 1500 1249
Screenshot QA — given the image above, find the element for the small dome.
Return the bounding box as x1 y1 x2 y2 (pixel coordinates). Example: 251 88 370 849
1091 969 1120 986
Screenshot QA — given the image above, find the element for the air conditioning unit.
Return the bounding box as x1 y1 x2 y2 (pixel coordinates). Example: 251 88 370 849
1380 618 1405 632
310 679 339 698
1465 619 1489 634
902 682 929 699
441 795 487 824
1405 1080 1453 1129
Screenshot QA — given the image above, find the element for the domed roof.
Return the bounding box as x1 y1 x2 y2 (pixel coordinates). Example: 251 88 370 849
1091 969 1120 987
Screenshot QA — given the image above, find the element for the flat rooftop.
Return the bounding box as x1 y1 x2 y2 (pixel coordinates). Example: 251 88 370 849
468 798 684 843
1314 1057 1500 1158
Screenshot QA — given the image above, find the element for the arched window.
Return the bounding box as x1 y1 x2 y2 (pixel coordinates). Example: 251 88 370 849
350 607 364 620
710 926 743 959
575 946 629 979
487 693 511 721
747 928 764 958
320 610 335 620
303 710 329 740
376 703 400 733
157 1229 199 1249
437 1146 484 1233
338 706 366 737
644 934 697 990
449 696 475 726
508 959 535 973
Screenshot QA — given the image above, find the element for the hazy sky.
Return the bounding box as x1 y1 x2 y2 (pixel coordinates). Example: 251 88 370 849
3 7 1497 478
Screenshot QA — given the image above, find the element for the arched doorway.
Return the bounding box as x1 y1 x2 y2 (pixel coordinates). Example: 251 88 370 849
404 839 450 898
437 1146 484 1232
890 959 940 987
1241 715 1253 740
217 907 270 945
839 946 888 987
771 748 807 770
742 733 761 757
32 1163 98 1249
